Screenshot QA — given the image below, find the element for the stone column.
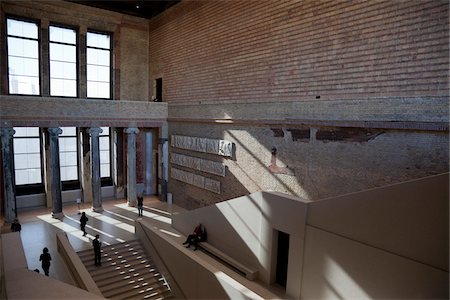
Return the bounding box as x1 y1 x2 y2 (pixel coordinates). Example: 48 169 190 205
88 127 103 212
113 128 125 198
145 131 153 195
124 127 139 206
1 128 16 223
159 121 169 201
80 128 92 204
48 127 63 218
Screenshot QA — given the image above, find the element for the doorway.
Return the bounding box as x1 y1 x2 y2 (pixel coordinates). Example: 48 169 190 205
275 230 290 288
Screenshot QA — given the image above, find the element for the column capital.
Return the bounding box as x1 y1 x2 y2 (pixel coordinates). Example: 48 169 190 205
0 128 15 138
48 127 62 136
87 127 103 137
124 127 139 135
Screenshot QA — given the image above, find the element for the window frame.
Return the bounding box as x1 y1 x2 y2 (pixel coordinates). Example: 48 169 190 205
86 29 113 100
99 127 113 187
59 127 81 191
13 127 45 196
6 15 42 96
48 22 80 98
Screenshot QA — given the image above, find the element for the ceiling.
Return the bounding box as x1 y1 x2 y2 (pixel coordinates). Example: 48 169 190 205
70 0 181 19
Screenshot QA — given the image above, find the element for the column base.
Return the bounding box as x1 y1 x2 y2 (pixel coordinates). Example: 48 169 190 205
52 212 64 219
128 201 137 207
92 206 104 213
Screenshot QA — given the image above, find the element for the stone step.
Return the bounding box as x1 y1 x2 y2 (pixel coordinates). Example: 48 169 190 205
86 254 151 273
99 272 163 294
102 276 168 298
78 240 142 258
108 282 170 300
94 264 158 284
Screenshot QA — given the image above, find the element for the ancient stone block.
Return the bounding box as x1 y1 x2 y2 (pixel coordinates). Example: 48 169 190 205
171 135 233 157
170 153 226 176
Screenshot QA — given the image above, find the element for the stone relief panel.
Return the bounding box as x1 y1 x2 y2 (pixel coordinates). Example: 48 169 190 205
170 153 226 177
171 135 233 157
171 167 221 194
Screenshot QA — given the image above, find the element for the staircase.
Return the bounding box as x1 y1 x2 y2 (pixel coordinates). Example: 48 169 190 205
78 239 172 299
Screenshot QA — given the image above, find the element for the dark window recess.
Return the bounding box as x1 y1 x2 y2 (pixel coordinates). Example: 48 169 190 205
155 78 162 102
15 184 45 196
271 128 284 137
287 128 310 141
316 127 383 142
62 180 80 191
101 177 113 187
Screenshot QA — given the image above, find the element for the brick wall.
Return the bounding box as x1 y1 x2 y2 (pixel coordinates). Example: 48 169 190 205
149 0 449 104
149 0 449 207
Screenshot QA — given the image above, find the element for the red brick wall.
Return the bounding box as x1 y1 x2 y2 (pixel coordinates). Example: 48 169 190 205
149 0 449 104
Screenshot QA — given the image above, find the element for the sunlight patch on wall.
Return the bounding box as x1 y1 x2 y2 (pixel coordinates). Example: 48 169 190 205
323 256 370 299
214 271 264 300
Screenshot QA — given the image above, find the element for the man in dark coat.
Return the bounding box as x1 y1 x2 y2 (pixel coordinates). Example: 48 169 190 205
93 234 102 266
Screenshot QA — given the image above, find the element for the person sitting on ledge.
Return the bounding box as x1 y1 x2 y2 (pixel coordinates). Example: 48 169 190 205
183 223 207 251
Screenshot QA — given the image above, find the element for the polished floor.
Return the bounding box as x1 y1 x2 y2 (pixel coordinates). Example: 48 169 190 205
9 196 186 286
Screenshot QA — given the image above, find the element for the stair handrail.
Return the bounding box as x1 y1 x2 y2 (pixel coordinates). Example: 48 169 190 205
136 220 187 299
56 232 103 297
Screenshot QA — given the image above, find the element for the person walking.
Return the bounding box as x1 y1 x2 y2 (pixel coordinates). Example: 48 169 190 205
10 218 22 232
93 234 102 266
80 212 88 236
39 247 51 276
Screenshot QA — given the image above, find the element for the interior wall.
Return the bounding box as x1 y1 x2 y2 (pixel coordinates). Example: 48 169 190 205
147 0 449 208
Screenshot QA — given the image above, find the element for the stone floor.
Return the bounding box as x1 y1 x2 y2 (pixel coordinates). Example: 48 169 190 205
3 196 186 287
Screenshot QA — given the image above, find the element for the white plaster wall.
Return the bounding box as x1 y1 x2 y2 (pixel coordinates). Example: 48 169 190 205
301 226 448 299
172 191 311 299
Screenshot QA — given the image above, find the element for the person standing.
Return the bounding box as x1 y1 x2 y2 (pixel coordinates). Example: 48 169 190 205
93 234 102 266
80 212 88 236
137 193 144 216
39 247 51 276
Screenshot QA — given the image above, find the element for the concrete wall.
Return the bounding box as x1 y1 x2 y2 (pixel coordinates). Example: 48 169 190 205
172 173 449 299
145 0 449 207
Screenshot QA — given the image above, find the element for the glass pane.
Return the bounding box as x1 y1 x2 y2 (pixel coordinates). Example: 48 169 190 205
61 166 78 181
97 66 110 82
14 154 28 169
27 153 41 168
99 136 110 150
86 48 98 65
50 60 64 78
27 168 42 184
7 19 38 39
65 152 78 165
9 57 39 77
86 65 98 81
9 38 39 58
100 164 110 177
9 75 39 95
63 62 76 79
25 138 40 153
14 127 39 137
96 82 110 98
50 43 63 61
63 45 76 62
50 78 64 96
15 169 29 185
49 26 76 44
61 127 76 136
87 32 110 49
100 150 110 164
100 127 109 135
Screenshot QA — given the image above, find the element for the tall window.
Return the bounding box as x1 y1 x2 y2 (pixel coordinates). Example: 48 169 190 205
49 25 77 97
13 127 42 185
59 127 78 182
86 31 111 98
7 18 40 95
99 127 111 178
